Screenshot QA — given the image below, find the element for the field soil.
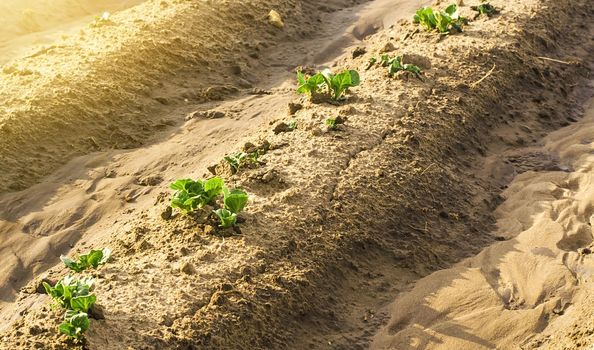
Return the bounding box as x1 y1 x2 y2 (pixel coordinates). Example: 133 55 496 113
0 0 593 349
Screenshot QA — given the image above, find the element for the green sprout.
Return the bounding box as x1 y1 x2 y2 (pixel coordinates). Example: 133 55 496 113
380 55 422 77
297 69 361 101
213 188 249 228
170 177 224 213
413 4 465 34
60 248 111 273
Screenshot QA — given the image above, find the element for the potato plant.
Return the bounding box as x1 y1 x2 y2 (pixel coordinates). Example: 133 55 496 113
43 276 95 310
214 188 248 228
297 69 360 101
380 55 422 77
170 177 224 213
223 149 263 174
170 177 249 229
414 5 465 34
471 3 498 16
60 248 111 273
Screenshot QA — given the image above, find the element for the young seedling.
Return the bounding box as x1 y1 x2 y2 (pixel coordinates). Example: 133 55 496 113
296 71 327 96
471 3 498 16
170 177 224 213
380 55 422 77
213 188 248 228
223 152 247 173
60 248 111 273
296 69 361 101
413 5 465 34
325 118 338 131
43 276 96 310
321 69 361 101
366 57 377 70
288 120 297 131
59 310 90 340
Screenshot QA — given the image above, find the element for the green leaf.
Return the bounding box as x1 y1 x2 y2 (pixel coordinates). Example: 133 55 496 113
414 5 463 33
170 178 208 213
70 294 96 312
59 322 77 338
224 152 247 173
42 281 54 296
170 179 193 191
223 188 248 214
61 248 111 272
214 209 237 228
296 72 326 95
60 256 83 273
204 177 224 202
60 311 90 339
444 4 457 16
86 250 104 268
329 70 360 100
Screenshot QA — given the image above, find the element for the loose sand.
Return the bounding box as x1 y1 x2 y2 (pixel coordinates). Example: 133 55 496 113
0 0 593 349
372 95 594 350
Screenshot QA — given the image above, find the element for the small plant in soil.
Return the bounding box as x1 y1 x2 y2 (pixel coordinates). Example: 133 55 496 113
43 276 96 310
170 177 249 230
59 310 90 340
223 148 264 174
297 69 360 101
366 57 377 70
296 71 326 96
413 5 465 34
288 120 297 130
214 188 249 228
325 118 339 130
170 177 224 213
380 55 422 77
471 3 498 16
223 152 247 173
60 248 111 273
43 275 97 340
325 116 346 131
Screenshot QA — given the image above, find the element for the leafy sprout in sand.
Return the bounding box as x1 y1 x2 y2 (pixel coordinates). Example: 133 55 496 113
223 152 247 173
60 248 111 273
213 188 249 228
43 275 97 339
413 4 465 34
380 55 422 77
43 275 96 310
59 310 90 340
471 3 498 16
170 177 224 213
296 69 361 101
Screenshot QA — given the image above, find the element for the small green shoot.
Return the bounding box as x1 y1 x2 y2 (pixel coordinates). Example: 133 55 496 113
170 177 224 213
296 71 326 95
413 5 465 34
325 118 338 130
214 208 237 228
59 310 90 340
213 188 249 228
43 276 95 310
223 152 247 173
366 57 378 70
288 120 297 130
322 69 361 101
296 69 361 101
60 248 111 273
380 55 422 77
223 188 249 214
471 3 498 16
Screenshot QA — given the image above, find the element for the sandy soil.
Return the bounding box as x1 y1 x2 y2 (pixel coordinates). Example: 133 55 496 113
0 0 593 349
372 94 594 350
